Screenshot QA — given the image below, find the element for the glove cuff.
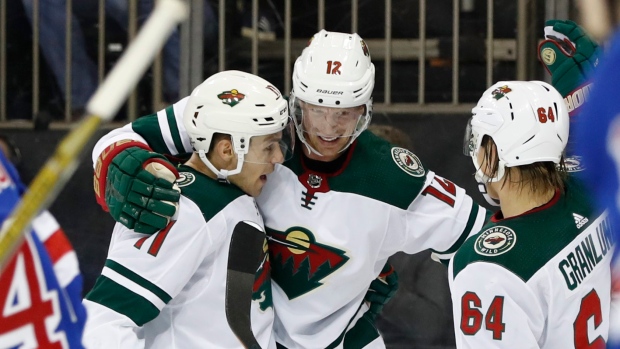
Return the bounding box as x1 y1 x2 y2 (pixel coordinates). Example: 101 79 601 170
379 264 395 278
142 157 180 178
94 141 151 211
563 81 593 117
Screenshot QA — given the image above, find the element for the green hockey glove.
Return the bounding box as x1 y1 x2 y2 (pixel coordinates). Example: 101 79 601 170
538 19 601 116
94 141 180 234
364 263 399 321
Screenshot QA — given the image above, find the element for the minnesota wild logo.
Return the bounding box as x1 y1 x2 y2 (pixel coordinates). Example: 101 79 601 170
252 239 273 311
492 85 512 100
267 227 349 299
218 89 245 107
176 172 195 187
474 226 516 256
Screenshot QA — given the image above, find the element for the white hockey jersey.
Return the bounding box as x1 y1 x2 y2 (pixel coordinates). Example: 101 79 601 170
449 178 612 348
91 99 487 348
83 165 275 349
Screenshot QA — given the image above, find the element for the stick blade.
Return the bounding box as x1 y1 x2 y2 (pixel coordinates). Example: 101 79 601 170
226 221 266 349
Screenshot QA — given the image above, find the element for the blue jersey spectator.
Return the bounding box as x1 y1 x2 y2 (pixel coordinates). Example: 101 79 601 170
0 146 87 348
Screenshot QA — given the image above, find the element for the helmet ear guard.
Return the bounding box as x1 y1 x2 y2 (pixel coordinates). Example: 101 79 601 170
464 80 569 182
291 30 375 156
182 70 291 181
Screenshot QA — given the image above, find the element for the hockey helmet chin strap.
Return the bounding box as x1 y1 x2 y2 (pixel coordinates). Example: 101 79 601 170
477 181 501 206
198 150 244 183
473 155 506 207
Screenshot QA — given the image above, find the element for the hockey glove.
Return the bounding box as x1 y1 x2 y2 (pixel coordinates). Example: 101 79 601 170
364 263 399 321
95 143 181 234
538 19 600 116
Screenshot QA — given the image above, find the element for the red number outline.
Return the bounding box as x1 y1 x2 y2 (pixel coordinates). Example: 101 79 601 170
460 292 506 340
422 176 457 207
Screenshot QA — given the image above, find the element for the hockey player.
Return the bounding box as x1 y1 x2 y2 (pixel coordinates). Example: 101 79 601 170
88 30 487 348
82 71 291 348
451 80 611 348
0 141 87 348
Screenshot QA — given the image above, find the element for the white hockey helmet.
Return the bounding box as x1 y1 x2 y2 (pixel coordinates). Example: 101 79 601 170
464 80 569 182
290 30 375 156
183 70 292 181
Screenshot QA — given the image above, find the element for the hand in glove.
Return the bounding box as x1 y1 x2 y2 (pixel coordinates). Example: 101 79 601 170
94 142 181 234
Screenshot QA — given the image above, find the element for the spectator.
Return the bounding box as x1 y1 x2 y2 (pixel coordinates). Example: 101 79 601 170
20 0 217 117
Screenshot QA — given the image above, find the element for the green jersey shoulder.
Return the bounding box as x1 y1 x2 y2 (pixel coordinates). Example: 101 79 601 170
286 130 428 210
452 177 605 282
176 165 247 222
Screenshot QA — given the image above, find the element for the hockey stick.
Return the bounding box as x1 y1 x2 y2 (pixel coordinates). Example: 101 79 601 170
226 221 266 349
0 0 188 270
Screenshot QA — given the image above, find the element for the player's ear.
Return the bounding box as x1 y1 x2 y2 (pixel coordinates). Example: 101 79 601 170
215 138 235 163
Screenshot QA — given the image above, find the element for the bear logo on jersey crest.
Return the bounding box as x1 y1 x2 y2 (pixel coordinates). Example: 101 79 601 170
391 147 425 177
474 226 517 256
266 227 349 299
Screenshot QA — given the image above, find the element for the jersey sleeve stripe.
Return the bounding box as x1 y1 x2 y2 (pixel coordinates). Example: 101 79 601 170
156 109 180 154
53 251 80 288
431 202 484 255
173 102 193 153
100 267 167 310
165 106 188 153
85 275 160 326
31 210 60 241
132 114 174 154
43 230 73 263
104 259 172 304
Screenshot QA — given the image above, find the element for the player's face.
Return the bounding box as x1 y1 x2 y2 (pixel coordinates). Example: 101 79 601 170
229 132 285 197
300 101 365 161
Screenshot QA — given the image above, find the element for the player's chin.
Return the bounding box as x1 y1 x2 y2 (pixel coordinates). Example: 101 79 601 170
317 140 348 157
249 175 268 197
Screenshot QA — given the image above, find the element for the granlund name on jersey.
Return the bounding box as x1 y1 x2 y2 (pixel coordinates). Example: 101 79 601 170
91 98 487 349
449 178 613 349
83 165 275 349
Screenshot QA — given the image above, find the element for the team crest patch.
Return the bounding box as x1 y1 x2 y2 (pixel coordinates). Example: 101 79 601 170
564 155 585 173
391 147 425 177
176 172 195 187
492 85 512 100
475 226 516 256
218 89 245 107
